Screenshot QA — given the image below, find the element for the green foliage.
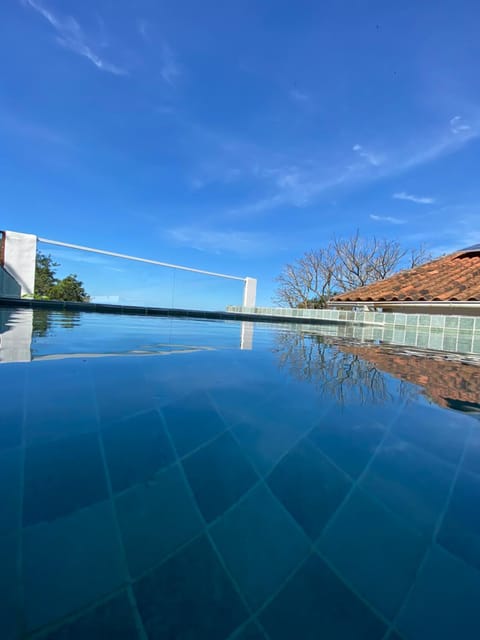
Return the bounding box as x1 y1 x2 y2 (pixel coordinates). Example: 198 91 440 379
49 275 90 302
34 252 90 302
34 253 58 298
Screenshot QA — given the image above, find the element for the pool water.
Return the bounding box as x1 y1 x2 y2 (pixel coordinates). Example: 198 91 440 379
1 307 480 639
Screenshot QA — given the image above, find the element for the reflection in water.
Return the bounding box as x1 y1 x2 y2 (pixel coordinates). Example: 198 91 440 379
0 307 253 362
32 309 81 338
274 329 480 415
0 308 33 362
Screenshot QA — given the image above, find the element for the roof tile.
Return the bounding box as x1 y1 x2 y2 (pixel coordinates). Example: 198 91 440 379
332 249 480 302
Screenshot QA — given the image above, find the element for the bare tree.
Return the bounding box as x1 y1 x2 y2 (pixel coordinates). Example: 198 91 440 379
274 247 336 308
274 231 432 307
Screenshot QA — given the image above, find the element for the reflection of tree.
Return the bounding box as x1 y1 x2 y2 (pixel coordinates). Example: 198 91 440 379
32 311 51 338
32 310 79 337
273 330 419 407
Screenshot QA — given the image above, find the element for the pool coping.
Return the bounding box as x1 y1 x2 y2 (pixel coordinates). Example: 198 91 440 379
0 297 350 327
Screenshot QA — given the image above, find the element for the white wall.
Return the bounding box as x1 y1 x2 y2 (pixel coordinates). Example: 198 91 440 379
3 231 37 296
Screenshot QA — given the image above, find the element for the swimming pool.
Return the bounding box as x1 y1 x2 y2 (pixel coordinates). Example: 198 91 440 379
1 307 479 639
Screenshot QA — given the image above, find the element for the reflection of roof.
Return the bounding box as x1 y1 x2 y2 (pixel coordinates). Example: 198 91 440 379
335 342 480 412
332 248 480 302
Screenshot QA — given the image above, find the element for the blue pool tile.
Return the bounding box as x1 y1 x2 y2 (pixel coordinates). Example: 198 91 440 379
228 621 266 639
397 545 480 640
260 554 386 639
182 431 258 522
360 434 455 535
163 391 225 456
209 382 280 427
318 488 427 619
392 404 470 466
230 393 317 477
23 432 109 526
37 592 140 639
0 447 21 537
0 365 24 451
92 358 155 425
25 360 98 444
23 500 127 632
462 427 480 476
210 483 310 609
115 464 203 578
0 534 20 640
267 438 351 540
102 409 175 493
438 469 480 572
134 535 247 640
308 409 386 478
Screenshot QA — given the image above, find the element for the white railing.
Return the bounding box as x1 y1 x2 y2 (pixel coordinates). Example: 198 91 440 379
0 231 257 308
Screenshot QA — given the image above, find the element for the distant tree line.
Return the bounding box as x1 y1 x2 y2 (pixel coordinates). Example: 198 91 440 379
275 231 431 308
34 252 90 302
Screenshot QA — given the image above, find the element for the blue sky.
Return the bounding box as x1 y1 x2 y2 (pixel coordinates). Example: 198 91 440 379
1 0 480 307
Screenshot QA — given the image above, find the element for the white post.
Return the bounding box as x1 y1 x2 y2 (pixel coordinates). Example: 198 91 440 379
243 277 257 308
3 231 37 296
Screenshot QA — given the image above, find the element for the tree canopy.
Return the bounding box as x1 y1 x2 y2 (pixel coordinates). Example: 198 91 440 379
34 252 90 302
275 231 431 308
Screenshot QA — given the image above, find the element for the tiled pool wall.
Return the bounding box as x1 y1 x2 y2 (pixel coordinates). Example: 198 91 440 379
227 307 480 356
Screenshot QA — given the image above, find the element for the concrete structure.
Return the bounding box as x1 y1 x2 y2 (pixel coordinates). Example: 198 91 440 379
0 230 37 297
0 265 21 298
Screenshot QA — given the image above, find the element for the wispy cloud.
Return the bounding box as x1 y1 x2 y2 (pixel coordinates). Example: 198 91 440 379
370 214 406 225
137 19 149 42
393 192 435 204
290 89 310 104
167 227 270 255
352 143 382 167
403 209 480 256
0 110 70 146
160 43 181 85
45 247 126 271
22 0 127 75
450 115 471 135
180 113 479 221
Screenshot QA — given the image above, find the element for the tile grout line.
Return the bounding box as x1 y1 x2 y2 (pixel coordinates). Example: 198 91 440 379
383 422 475 640
157 407 260 636
17 366 29 638
307 428 464 542
89 363 149 640
25 585 132 640
316 398 409 544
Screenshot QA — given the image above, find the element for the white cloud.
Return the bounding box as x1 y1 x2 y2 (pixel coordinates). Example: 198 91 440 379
393 192 435 204
370 214 406 225
352 143 382 167
167 227 270 255
450 115 471 134
160 43 181 85
22 0 127 75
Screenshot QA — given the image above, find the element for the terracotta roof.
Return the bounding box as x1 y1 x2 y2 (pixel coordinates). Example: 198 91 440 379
331 247 480 302
335 342 480 413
